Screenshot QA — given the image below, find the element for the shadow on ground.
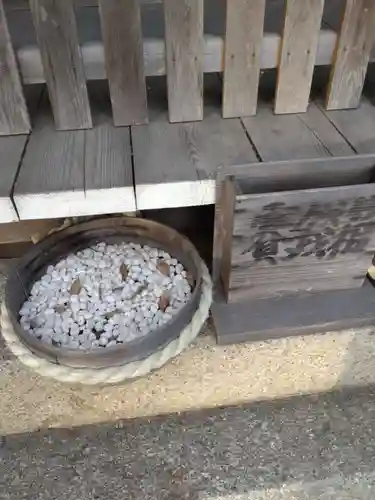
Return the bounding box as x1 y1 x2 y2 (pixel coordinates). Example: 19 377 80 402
2 387 375 499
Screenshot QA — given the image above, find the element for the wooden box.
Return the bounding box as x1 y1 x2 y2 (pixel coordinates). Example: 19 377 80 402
213 155 375 302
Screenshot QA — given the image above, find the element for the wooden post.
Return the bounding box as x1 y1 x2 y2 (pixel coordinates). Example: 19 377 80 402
29 0 92 130
326 0 375 110
223 0 266 118
275 0 324 114
98 0 148 126
164 0 204 123
0 0 30 135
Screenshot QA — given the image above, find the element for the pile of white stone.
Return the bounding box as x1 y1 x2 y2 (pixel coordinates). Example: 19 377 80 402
19 241 192 350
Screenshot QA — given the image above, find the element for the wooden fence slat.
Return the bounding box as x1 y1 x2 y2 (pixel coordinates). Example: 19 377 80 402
275 0 325 114
326 0 375 110
0 0 30 135
98 0 148 126
223 0 266 118
29 0 92 130
164 0 203 123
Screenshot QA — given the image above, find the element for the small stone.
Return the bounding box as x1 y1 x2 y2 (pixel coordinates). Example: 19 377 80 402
158 292 170 312
70 278 82 295
157 260 170 276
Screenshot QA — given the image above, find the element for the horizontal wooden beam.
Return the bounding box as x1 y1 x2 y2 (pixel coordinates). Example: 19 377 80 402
14 30 341 85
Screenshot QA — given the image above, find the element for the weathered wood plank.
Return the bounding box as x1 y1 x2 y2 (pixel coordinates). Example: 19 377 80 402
84 83 136 213
212 281 375 345
275 0 325 114
8 11 339 84
0 0 30 135
242 102 354 161
29 0 92 130
229 155 375 301
13 94 86 220
322 98 375 154
212 174 236 296
222 0 266 118
0 85 42 221
326 0 375 110
164 0 203 122
0 136 27 221
132 76 256 210
98 0 148 126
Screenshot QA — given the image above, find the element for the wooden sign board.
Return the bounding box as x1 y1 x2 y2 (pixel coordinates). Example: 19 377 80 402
213 155 375 302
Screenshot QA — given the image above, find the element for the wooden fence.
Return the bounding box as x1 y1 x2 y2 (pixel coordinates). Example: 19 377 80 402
1 0 375 135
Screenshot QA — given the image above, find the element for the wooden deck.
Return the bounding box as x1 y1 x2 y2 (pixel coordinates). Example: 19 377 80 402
2 72 375 222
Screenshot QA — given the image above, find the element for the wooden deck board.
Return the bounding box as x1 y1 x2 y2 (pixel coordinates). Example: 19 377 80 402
13 94 86 220
242 102 354 161
0 136 27 222
321 98 375 154
84 84 136 213
0 85 42 222
13 86 136 220
132 77 257 210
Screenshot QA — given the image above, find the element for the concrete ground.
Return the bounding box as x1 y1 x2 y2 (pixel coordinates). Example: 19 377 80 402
2 269 375 499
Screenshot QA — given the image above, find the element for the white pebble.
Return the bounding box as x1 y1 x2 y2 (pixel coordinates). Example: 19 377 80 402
19 241 192 350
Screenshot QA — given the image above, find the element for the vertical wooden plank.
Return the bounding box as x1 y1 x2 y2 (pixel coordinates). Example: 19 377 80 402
326 0 375 110
212 173 236 300
98 0 148 126
0 0 30 135
164 0 203 123
223 0 266 118
29 0 92 130
275 0 325 114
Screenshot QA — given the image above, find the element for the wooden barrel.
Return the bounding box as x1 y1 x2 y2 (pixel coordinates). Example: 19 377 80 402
5 217 203 369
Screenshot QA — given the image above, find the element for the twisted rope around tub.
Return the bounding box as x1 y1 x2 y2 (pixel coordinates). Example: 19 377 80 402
0 261 212 385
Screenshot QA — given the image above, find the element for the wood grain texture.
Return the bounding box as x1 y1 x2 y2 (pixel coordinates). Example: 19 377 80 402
132 77 256 210
0 0 30 135
13 94 86 220
98 0 148 126
84 84 136 213
7 5 340 84
0 135 28 221
164 0 203 122
230 181 375 301
29 0 92 130
275 0 325 114
212 281 375 345
212 174 236 297
322 98 375 154
326 0 375 110
222 0 266 118
242 102 354 161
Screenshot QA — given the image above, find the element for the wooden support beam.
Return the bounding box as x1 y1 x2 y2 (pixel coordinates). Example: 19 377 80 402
0 0 30 135
326 0 375 110
223 0 266 118
29 0 92 130
98 0 148 126
164 0 203 122
275 0 325 114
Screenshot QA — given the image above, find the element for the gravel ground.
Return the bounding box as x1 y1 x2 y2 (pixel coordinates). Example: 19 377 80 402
2 387 375 499
3 267 375 499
